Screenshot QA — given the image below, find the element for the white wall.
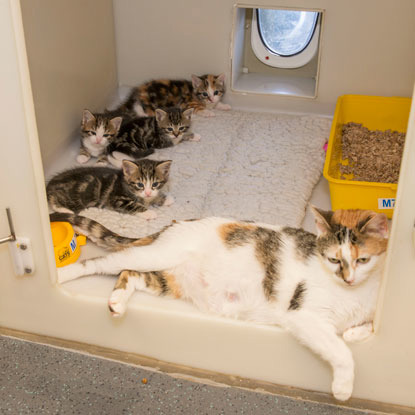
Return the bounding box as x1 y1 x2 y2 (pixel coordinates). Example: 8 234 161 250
20 0 118 166
113 0 415 115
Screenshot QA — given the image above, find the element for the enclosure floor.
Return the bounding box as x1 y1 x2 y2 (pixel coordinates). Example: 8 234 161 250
0 334 396 415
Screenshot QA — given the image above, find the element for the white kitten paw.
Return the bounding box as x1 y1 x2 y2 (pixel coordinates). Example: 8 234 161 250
216 102 232 111
332 376 354 401
139 209 157 220
96 159 108 166
77 154 90 164
343 323 373 343
112 151 133 161
198 109 215 117
134 103 147 117
57 263 83 284
190 133 201 142
164 195 175 206
108 289 128 317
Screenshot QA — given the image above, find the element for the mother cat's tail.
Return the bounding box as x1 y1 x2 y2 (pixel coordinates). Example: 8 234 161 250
49 212 156 251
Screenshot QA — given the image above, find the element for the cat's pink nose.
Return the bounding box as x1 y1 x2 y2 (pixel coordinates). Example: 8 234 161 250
145 190 152 197
96 136 102 143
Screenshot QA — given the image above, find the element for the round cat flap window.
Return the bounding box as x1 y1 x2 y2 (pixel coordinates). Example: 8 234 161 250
252 9 321 69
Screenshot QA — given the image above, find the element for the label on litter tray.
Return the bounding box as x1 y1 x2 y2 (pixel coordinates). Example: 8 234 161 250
69 235 77 252
378 198 395 209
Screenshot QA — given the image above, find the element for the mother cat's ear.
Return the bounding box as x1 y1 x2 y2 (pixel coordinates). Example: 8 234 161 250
358 212 389 238
310 205 334 236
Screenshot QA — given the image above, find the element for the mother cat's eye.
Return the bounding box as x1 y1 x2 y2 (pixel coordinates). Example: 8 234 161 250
328 257 341 264
357 257 370 264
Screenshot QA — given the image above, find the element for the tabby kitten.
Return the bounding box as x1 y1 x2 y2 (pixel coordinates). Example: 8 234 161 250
118 73 231 118
106 107 199 168
47 159 173 220
57 207 388 401
78 109 152 165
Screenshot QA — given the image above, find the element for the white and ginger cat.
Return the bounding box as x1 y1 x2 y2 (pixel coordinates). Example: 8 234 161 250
57 207 388 401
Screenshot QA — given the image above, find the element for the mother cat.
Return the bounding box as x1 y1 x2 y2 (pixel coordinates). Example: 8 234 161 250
57 207 388 401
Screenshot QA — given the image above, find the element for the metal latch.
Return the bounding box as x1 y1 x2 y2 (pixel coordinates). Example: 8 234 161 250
1 208 35 276
0 208 16 245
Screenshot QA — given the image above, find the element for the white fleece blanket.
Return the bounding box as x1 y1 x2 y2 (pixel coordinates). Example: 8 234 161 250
79 110 331 238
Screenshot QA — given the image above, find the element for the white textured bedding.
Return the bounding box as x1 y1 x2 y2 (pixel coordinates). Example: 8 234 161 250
78 110 331 238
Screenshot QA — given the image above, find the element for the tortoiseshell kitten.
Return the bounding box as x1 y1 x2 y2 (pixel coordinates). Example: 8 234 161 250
117 73 231 118
78 109 152 165
106 107 199 168
58 207 389 401
48 159 173 221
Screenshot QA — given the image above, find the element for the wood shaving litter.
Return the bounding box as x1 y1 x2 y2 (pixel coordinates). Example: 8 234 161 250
339 122 405 183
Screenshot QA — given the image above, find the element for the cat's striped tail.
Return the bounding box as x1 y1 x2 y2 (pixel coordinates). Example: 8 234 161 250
49 212 156 251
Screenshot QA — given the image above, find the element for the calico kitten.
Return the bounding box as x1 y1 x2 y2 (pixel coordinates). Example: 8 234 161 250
118 73 231 118
57 207 388 401
47 159 173 220
106 107 199 168
78 109 152 165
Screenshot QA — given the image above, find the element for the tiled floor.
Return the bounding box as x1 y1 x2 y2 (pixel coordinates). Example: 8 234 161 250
0 335 379 415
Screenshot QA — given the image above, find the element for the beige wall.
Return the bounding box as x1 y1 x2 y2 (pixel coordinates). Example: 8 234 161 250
113 0 415 115
20 0 118 166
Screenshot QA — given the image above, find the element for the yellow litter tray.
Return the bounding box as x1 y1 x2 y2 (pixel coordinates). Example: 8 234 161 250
323 94 411 218
50 221 86 267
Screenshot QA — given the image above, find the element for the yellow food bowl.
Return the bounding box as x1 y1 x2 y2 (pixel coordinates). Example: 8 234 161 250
50 221 86 267
323 94 411 218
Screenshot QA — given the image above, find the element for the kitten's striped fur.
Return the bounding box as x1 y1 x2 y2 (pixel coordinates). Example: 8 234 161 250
47 159 172 221
78 109 151 165
118 74 231 118
57 207 388 402
106 107 198 168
